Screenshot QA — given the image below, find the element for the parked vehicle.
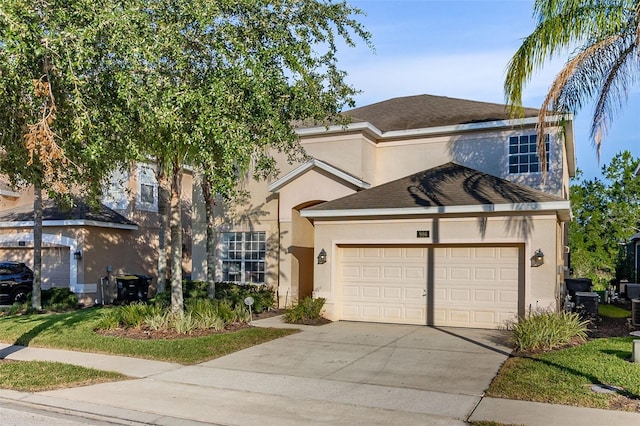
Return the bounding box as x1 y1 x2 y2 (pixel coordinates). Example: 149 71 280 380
0 262 33 304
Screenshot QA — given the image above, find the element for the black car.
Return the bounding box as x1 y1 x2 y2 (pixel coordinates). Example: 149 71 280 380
0 262 33 304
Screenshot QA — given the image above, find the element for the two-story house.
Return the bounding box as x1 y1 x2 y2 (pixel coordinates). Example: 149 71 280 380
0 163 193 304
192 94 574 329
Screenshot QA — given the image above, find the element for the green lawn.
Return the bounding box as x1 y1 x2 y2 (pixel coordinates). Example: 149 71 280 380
0 360 127 392
487 337 640 411
599 304 632 319
0 307 297 364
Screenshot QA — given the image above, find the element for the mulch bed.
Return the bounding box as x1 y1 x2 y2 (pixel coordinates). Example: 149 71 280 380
588 300 637 339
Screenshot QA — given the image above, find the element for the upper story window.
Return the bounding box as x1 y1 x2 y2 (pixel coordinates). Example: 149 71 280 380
508 134 550 174
102 168 129 210
221 232 266 284
137 165 158 212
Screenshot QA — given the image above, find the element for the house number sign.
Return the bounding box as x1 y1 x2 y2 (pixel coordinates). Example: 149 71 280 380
416 230 430 238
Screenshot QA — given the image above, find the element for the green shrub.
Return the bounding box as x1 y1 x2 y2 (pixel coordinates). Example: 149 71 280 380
95 309 122 330
508 310 590 352
148 290 171 309
283 297 326 323
234 304 251 323
172 312 199 334
184 280 208 299
144 312 171 331
41 288 79 311
215 300 236 323
151 281 276 314
96 303 163 329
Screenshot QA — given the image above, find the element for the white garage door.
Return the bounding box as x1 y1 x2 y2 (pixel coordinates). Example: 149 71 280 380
339 246 428 325
338 245 520 329
433 246 520 328
0 247 70 290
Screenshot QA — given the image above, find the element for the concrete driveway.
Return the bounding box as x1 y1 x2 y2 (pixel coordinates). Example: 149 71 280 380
151 321 512 424
201 321 512 395
39 321 513 425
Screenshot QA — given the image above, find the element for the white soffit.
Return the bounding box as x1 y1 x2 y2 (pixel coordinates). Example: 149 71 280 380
295 115 571 140
268 158 370 193
301 201 572 221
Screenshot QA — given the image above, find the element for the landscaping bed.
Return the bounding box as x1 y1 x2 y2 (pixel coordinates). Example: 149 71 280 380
489 300 640 413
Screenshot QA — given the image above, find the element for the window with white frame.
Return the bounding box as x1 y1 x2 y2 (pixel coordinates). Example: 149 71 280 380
102 168 129 210
137 165 158 211
508 134 550 174
221 232 266 284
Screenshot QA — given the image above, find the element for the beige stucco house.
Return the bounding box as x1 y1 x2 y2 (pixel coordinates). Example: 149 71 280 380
0 163 193 304
192 94 575 329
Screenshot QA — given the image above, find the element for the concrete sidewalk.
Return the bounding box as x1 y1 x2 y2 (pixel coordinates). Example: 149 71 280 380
0 317 638 425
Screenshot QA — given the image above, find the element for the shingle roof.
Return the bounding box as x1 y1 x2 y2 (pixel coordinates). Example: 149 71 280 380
304 162 563 212
343 94 540 132
0 199 137 227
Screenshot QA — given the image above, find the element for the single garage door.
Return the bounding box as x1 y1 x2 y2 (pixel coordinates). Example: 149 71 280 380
338 245 520 329
0 247 70 290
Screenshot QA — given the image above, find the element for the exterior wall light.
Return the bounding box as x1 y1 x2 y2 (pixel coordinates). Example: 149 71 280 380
73 250 82 261
317 249 327 265
530 249 544 267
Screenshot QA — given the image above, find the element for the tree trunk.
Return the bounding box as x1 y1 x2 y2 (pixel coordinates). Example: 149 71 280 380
156 162 170 293
201 174 216 299
32 182 42 311
169 162 184 314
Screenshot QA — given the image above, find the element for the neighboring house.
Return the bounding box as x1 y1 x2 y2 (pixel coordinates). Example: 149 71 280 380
192 94 575 329
0 163 193 304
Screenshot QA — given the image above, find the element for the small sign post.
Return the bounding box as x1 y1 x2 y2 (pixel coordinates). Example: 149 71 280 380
244 296 255 323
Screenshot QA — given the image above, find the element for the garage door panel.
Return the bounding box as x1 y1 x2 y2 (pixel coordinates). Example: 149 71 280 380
404 287 423 299
474 290 496 302
405 306 425 321
450 268 471 280
363 266 381 278
382 306 402 320
342 285 359 297
450 289 471 302
405 267 424 279
383 287 402 299
475 268 496 280
362 286 381 298
382 267 401 279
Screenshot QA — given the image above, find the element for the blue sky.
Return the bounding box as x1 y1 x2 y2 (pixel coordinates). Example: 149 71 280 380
337 0 639 181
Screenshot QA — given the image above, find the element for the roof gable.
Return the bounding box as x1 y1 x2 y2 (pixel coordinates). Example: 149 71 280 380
0 199 138 229
268 158 370 193
302 162 569 219
343 94 540 132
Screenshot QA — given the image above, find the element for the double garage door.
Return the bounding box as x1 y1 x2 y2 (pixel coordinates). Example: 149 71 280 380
339 245 521 329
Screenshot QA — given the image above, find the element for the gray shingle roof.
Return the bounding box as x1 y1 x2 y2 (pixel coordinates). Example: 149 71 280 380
343 94 540 132
305 162 563 212
0 199 137 227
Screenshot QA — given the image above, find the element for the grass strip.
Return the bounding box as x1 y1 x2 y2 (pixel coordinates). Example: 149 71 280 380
0 308 298 364
0 360 126 392
487 337 640 411
599 304 631 319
